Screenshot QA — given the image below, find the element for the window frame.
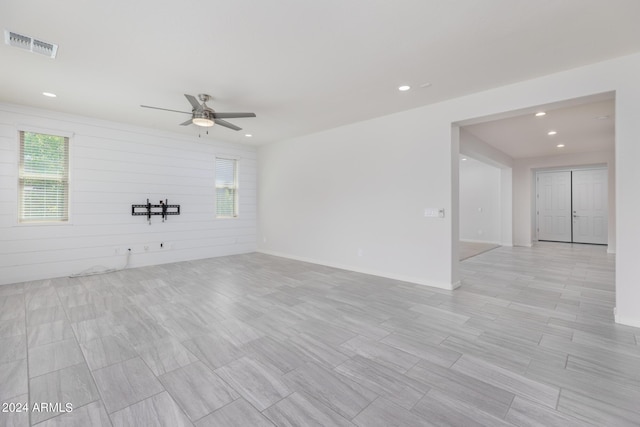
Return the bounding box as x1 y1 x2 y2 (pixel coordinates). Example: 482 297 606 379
214 155 239 219
16 126 73 226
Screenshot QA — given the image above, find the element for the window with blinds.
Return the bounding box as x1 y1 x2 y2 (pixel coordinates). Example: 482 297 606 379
19 131 69 223
215 157 238 218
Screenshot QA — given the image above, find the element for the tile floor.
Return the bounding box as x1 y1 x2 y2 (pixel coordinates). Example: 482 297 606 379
0 242 638 426
459 241 500 261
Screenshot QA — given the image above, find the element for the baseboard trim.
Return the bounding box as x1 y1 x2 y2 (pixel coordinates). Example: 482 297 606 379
614 308 640 328
257 250 459 291
460 239 501 245
514 243 533 248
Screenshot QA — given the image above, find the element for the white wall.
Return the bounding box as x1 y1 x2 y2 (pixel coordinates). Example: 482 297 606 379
459 158 502 244
460 129 513 246
258 52 640 326
0 103 257 285
512 150 615 250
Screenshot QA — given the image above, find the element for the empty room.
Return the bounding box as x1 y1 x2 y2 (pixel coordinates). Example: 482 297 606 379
1 1 640 426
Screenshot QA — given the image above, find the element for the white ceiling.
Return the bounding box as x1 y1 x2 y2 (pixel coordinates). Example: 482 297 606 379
463 97 615 159
1 1 639 145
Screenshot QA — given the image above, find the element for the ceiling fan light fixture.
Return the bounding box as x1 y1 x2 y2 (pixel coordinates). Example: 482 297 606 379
192 110 214 127
192 117 214 127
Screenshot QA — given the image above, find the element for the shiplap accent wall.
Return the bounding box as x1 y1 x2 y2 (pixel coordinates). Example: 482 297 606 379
0 103 256 285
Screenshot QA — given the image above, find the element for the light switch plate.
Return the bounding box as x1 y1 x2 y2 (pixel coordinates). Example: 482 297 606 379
424 208 445 218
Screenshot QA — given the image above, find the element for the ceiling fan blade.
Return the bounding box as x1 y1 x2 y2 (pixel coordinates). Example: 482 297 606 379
180 119 193 126
184 94 202 111
214 119 242 131
141 105 191 114
212 112 256 119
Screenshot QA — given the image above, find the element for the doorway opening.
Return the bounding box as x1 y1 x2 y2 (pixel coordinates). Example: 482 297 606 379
452 91 616 287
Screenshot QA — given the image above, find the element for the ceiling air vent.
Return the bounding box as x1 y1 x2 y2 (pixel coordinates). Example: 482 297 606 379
4 30 58 59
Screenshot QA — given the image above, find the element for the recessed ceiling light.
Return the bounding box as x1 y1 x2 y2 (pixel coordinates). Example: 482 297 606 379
42 92 56 98
461 158 467 161
556 144 565 148
398 85 411 92
535 111 546 117
547 130 557 136
245 134 252 138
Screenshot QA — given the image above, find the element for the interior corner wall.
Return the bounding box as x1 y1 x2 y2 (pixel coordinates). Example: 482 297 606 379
258 52 640 326
512 150 615 249
459 158 502 244
0 104 257 285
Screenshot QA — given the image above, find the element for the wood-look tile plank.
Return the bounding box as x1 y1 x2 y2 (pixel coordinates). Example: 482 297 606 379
159 361 238 422
0 359 27 401
92 357 164 413
286 333 352 369
352 397 432 427
240 336 306 375
26 306 66 326
340 335 420 373
111 391 192 427
27 320 74 348
81 335 137 371
214 357 290 411
263 391 354 427
135 337 198 376
183 334 242 371
405 359 514 419
29 363 100 424
505 396 589 427
451 354 559 408
195 398 274 427
284 362 378 419
380 332 461 368
557 389 640 427
28 338 84 378
334 356 426 410
412 388 513 427
0 318 25 340
0 335 26 364
34 400 111 427
525 358 640 415
71 316 123 343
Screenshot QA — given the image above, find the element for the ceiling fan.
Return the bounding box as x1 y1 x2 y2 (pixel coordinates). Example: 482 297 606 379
141 94 256 131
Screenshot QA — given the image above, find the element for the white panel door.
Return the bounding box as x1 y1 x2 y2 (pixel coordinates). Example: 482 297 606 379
537 171 572 242
572 169 608 244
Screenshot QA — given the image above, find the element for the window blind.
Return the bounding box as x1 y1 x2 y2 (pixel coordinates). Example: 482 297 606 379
215 157 238 218
19 131 69 222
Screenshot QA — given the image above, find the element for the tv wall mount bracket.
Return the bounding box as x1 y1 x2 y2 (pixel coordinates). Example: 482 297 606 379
131 199 180 224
